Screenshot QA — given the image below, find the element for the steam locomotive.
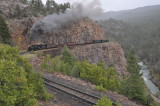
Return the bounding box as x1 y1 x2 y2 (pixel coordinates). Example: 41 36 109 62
27 39 109 51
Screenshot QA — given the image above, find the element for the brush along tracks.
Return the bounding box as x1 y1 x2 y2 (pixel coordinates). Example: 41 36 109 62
42 76 101 105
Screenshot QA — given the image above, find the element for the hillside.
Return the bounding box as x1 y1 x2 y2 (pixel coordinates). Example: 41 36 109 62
99 5 160 25
0 0 153 105
99 15 160 89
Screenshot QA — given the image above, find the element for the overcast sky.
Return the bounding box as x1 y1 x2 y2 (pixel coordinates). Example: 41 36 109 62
42 0 160 12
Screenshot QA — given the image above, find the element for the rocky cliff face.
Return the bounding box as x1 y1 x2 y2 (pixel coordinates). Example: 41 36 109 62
30 18 105 44
43 42 127 74
0 0 45 49
72 42 127 74
6 17 38 49
0 0 28 18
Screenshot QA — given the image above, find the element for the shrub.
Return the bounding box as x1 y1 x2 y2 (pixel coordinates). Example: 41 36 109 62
0 44 51 106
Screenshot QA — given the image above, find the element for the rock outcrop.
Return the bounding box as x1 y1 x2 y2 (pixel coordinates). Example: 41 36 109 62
72 42 127 74
6 17 37 49
43 42 127 74
0 0 28 18
30 18 105 44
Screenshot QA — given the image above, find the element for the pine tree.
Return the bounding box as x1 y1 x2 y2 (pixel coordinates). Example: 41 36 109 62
0 44 51 105
0 15 11 45
14 4 21 17
121 50 147 102
46 0 57 14
61 45 76 66
45 0 70 14
127 50 140 74
29 0 45 15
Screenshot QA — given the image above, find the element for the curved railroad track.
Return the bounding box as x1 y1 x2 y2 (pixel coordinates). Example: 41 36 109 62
42 76 101 105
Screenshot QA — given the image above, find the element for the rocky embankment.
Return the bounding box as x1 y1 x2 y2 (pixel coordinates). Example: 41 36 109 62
42 42 127 74
72 42 127 74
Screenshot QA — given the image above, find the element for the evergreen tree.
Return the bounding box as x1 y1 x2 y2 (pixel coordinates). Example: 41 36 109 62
122 74 146 102
29 0 45 15
61 45 76 66
121 50 147 102
0 15 11 45
46 0 57 14
45 0 70 14
61 46 76 75
35 0 45 13
0 44 51 105
14 4 21 17
127 50 140 74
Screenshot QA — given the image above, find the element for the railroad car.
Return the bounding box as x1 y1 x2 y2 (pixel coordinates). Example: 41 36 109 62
102 39 109 42
93 40 109 43
27 39 109 51
46 44 57 49
93 40 103 43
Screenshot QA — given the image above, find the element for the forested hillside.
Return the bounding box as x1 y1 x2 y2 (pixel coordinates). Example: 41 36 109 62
99 5 160 25
1 0 159 105
0 0 70 18
99 17 160 88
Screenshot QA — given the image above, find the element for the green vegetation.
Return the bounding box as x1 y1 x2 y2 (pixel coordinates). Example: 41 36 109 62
99 18 160 88
30 0 46 15
95 85 106 91
77 61 121 91
41 46 77 76
41 46 121 92
94 96 120 106
121 51 147 102
4 0 70 18
14 4 21 17
41 46 79 77
0 15 11 45
45 0 70 14
61 46 76 66
0 44 51 106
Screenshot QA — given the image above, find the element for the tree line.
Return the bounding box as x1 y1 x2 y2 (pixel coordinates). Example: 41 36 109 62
3 0 70 18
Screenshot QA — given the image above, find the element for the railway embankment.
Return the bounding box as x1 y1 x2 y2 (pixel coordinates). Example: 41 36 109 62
41 72 140 106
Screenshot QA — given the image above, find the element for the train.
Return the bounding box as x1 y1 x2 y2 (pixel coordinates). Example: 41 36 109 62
27 39 109 51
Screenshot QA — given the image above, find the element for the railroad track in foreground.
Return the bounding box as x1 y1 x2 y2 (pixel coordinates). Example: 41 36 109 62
42 77 101 105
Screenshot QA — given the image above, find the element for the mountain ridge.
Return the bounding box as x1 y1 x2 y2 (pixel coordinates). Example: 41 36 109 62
99 5 160 25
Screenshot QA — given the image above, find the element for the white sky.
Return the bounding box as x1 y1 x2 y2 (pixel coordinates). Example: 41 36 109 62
42 0 160 12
